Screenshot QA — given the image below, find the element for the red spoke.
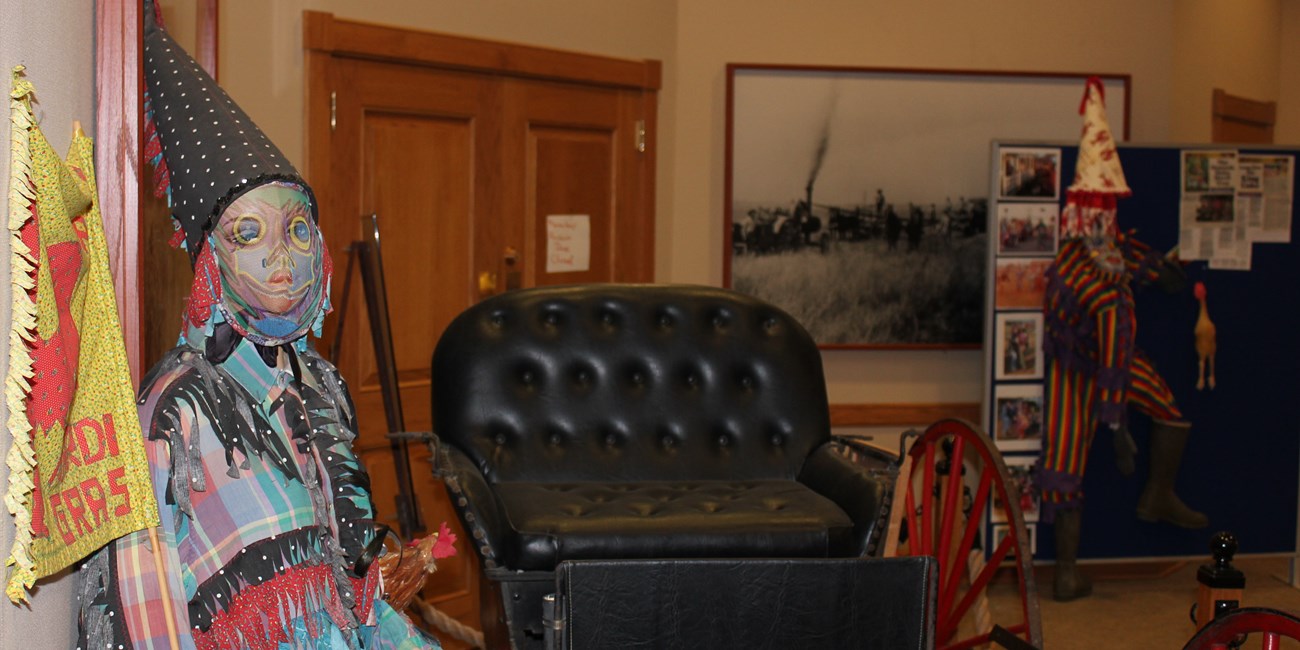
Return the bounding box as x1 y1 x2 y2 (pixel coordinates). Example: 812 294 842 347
904 479 919 556
935 436 966 584
939 467 991 620
942 526 1014 641
1263 632 1280 650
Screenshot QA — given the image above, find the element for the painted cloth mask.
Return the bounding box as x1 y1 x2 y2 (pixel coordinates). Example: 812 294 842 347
209 182 326 346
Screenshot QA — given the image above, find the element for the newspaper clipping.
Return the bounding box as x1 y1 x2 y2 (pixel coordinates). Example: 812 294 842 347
1179 149 1294 271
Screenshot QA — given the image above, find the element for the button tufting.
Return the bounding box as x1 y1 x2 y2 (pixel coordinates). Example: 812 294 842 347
717 434 731 447
520 370 535 385
740 375 754 390
604 432 619 447
770 434 784 447
549 433 563 446
543 311 559 326
661 436 675 449
493 433 507 446
684 373 699 388
630 371 645 386
763 317 779 332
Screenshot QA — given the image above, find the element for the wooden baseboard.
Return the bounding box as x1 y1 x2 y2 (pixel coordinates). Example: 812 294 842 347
829 402 981 428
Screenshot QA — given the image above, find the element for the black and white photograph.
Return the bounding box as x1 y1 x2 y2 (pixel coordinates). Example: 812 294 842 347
725 66 1128 347
994 312 1043 380
993 383 1044 451
996 203 1059 256
999 147 1061 200
991 455 1040 524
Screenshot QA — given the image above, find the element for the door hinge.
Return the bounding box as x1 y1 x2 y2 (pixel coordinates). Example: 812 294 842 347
634 120 646 153
330 92 337 132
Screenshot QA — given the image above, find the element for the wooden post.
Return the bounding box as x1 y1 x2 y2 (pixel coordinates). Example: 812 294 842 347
1195 531 1246 631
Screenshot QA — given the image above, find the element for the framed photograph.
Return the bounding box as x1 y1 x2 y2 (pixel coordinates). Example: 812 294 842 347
992 383 1044 451
994 257 1052 310
991 523 1037 558
996 203 1059 256
994 312 1044 380
998 147 1061 200
991 455 1040 523
724 65 1129 348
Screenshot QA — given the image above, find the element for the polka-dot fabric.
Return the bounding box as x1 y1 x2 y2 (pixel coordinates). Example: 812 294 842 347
143 19 317 255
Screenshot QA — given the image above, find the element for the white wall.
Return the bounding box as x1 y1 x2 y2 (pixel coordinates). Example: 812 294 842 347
0 2 94 647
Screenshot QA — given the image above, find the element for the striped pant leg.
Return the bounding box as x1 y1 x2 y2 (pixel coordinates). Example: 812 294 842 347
1040 362 1097 512
1126 351 1183 422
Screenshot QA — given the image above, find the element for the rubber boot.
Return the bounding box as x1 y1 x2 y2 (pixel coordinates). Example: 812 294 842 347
1053 508 1092 602
1135 420 1209 529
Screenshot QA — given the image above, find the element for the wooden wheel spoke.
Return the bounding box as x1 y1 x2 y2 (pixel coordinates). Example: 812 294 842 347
942 530 1015 641
939 468 992 619
935 436 966 577
920 442 936 555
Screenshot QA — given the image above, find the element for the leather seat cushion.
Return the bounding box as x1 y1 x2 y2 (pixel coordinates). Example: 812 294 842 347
495 480 856 570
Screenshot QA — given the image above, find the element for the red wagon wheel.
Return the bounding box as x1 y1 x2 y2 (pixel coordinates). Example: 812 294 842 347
892 419 1043 650
1184 608 1300 650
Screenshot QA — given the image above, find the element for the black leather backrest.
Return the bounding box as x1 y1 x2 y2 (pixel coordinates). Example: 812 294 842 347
432 284 831 483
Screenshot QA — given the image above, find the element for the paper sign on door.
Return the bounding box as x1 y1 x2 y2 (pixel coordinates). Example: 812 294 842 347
546 214 590 273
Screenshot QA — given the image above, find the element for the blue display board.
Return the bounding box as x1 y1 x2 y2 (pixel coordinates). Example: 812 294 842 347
986 141 1300 560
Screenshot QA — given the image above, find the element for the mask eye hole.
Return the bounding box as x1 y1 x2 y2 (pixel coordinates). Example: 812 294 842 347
232 214 265 245
288 215 313 250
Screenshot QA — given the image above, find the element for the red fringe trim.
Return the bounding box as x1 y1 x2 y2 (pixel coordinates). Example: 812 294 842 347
185 244 222 329
194 564 354 650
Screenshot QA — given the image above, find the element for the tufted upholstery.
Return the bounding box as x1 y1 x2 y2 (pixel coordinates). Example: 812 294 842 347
430 284 893 645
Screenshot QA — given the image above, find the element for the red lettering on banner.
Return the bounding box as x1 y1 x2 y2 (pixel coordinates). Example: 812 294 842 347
62 485 90 538
75 417 105 465
82 478 108 528
107 466 132 517
50 492 74 544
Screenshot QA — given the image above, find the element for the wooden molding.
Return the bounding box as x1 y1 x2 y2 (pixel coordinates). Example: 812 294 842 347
95 0 143 384
302 10 660 91
830 402 981 428
1212 88 1276 144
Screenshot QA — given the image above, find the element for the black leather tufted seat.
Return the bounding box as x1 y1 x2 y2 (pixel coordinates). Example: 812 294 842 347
429 284 894 646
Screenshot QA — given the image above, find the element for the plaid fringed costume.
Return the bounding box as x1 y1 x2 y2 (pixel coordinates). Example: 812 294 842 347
1039 234 1183 519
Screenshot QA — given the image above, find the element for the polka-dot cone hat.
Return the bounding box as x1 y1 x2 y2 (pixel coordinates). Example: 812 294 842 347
143 4 317 260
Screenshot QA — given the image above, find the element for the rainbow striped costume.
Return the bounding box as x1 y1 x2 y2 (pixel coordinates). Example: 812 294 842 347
1039 233 1182 518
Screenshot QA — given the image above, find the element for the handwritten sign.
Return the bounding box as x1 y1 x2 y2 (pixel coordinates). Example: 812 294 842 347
546 214 590 273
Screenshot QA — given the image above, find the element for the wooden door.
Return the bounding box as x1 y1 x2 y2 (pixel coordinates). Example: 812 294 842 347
321 58 490 642
303 11 659 645
505 78 657 287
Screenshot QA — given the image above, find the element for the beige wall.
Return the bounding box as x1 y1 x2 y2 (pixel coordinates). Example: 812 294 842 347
1171 0 1283 141
211 1 1293 416
0 2 94 647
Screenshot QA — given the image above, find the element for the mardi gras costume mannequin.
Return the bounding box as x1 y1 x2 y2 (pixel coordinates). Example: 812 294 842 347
75 9 439 649
1038 78 1207 603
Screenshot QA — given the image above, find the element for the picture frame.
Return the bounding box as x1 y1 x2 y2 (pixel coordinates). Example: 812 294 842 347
994 257 1052 310
991 455 1040 523
991 522 1036 558
996 203 1059 256
724 65 1129 348
997 147 1061 201
994 312 1044 380
992 383 1044 451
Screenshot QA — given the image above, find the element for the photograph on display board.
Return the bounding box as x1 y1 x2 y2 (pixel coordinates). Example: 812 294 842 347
993 383 1044 451
994 258 1051 309
991 455 1040 523
994 312 1044 380
996 202 1059 255
991 523 1036 558
998 147 1061 201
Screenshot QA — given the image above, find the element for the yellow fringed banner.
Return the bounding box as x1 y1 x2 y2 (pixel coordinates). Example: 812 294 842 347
4 66 159 603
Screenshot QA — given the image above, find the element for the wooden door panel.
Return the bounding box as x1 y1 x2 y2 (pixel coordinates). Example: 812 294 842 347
325 59 488 643
529 129 615 285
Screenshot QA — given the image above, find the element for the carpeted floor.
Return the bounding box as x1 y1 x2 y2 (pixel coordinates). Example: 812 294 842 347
986 557 1300 649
